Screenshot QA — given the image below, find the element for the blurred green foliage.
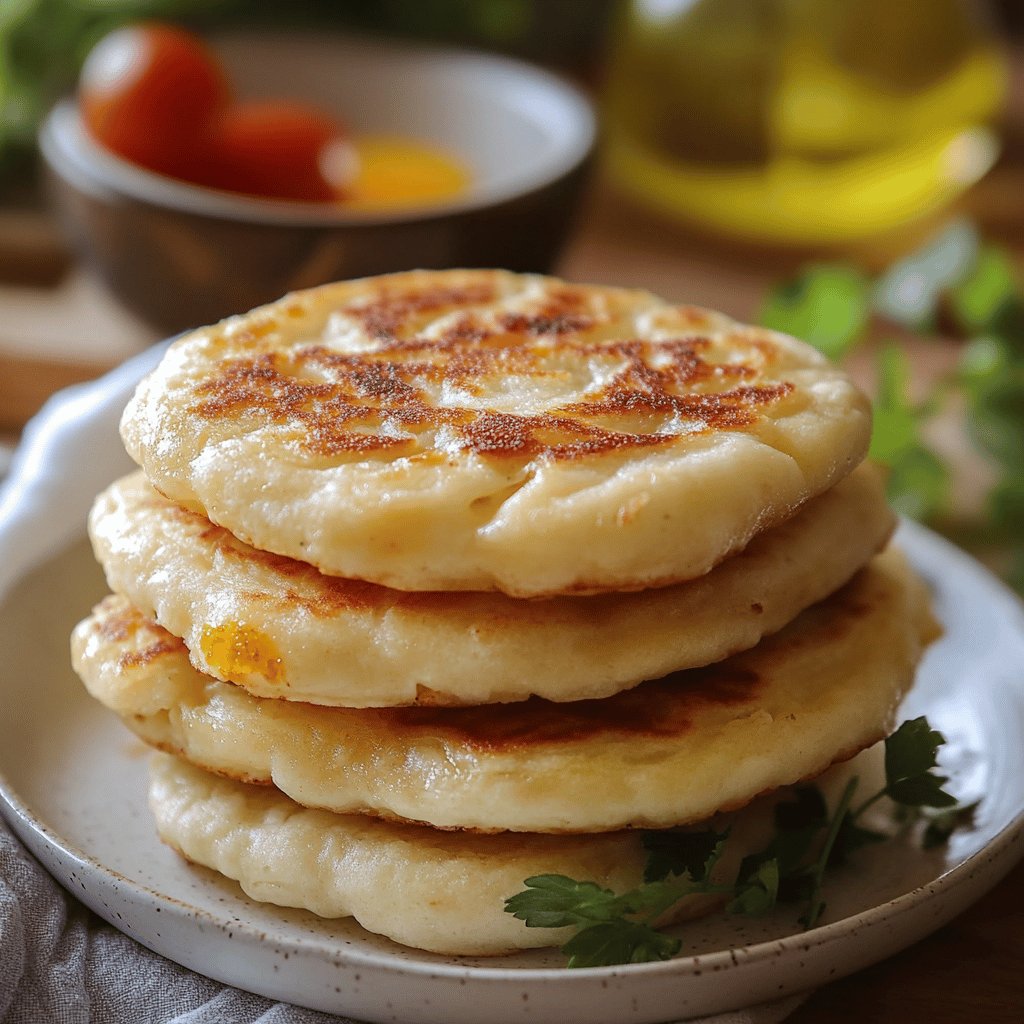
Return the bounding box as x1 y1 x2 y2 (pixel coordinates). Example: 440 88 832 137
760 264 870 362
0 0 610 185
760 220 1024 591
868 344 950 522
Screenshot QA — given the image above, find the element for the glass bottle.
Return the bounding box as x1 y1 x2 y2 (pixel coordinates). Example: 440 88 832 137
603 0 1007 245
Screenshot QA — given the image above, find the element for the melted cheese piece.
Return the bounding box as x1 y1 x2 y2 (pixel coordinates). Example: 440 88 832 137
199 622 284 685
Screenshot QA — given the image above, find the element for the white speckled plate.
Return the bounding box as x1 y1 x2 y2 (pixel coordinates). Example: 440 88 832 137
1 347 1023 1024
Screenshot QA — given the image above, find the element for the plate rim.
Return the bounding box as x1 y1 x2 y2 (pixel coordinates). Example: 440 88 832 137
1 735 1022 984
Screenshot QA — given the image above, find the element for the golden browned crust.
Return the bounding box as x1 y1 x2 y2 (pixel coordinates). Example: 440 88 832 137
73 550 932 834
190 338 795 462
89 466 896 706
121 269 872 595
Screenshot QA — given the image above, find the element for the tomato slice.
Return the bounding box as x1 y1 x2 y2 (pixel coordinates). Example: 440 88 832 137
206 100 356 202
79 23 230 180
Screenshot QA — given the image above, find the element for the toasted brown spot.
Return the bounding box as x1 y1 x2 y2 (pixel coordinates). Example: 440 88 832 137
94 595 142 643
191 325 794 462
345 283 498 340
383 667 764 751
119 636 182 670
673 305 714 327
458 410 675 458
92 598 186 670
499 313 593 336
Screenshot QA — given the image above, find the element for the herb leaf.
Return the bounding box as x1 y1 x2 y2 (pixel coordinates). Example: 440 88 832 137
869 344 949 520
950 246 1018 335
562 921 681 968
864 717 958 811
642 828 727 884
504 875 623 929
757 220 1024 598
770 787 830 876
884 718 948 789
505 717 964 967
727 858 780 917
799 776 859 930
886 774 957 809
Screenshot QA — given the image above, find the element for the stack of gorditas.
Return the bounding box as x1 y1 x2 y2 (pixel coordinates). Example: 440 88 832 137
71 270 936 956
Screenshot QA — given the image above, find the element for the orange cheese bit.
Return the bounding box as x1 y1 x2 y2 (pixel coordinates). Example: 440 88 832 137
199 622 285 685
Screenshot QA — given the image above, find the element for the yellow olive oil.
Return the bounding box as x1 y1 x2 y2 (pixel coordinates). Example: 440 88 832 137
604 0 1006 244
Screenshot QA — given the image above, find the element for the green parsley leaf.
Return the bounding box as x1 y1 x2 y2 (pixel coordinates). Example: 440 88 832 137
799 776 859 930
869 345 921 465
504 875 622 929
734 787 826 904
756 221 1024 598
886 774 958 809
883 718 958 810
869 345 950 520
884 717 945 783
759 264 871 360
923 801 980 850
561 921 681 968
950 246 1018 335
506 718 965 967
642 828 728 883
617 877 706 920
727 858 780 917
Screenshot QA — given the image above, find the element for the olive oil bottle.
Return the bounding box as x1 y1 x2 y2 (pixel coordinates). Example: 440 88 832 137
604 0 1007 244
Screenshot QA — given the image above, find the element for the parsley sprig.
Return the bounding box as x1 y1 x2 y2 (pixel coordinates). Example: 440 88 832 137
504 717 968 968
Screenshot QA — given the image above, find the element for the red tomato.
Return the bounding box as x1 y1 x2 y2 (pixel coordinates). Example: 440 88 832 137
206 101 354 202
79 23 230 179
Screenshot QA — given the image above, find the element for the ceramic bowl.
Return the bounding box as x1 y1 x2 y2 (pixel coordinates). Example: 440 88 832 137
39 31 596 332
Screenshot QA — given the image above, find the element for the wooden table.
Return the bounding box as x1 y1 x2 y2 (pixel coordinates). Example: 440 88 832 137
1 175 1022 1023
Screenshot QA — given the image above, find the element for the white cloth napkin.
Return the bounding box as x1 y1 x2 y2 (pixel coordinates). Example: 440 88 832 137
0 352 807 1024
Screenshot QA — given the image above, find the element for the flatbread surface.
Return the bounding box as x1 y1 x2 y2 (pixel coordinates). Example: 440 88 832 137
88 465 894 706
147 748 880 956
74 549 935 833
120 270 872 595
